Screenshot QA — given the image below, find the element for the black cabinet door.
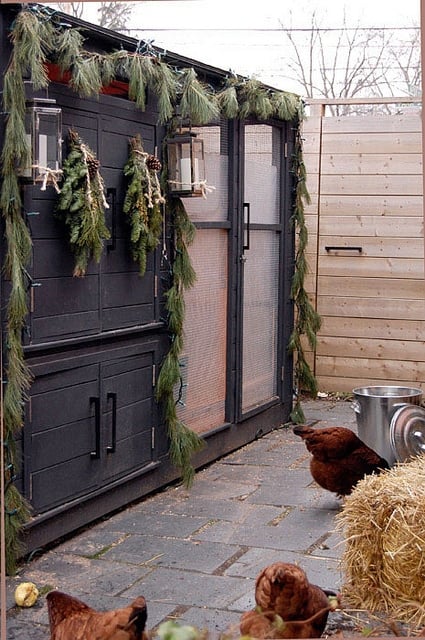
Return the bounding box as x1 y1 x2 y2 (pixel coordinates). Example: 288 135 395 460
25 339 160 515
27 363 101 512
101 351 155 482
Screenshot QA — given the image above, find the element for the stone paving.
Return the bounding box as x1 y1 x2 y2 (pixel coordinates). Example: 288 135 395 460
5 398 357 639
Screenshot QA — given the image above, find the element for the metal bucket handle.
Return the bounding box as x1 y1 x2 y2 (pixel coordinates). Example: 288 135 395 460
351 400 361 414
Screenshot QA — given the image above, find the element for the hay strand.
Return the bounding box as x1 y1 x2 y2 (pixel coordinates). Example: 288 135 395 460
336 455 425 628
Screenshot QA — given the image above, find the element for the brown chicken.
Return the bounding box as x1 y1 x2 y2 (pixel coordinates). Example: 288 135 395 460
240 562 338 639
46 591 148 640
293 424 389 497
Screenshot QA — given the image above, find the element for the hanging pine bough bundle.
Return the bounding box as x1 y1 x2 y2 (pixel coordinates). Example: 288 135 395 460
123 134 165 276
155 198 204 487
56 129 110 277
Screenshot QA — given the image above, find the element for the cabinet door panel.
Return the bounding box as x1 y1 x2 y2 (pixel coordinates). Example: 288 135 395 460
31 455 100 512
28 364 101 512
31 274 100 342
30 365 99 431
102 352 154 481
101 272 154 330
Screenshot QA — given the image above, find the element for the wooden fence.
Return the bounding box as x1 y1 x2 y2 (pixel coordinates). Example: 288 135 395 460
302 98 425 393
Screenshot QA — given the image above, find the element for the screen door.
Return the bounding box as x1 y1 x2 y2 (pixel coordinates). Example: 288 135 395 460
241 123 282 414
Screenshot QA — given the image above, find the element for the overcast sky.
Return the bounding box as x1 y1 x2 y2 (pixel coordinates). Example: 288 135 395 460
55 0 421 92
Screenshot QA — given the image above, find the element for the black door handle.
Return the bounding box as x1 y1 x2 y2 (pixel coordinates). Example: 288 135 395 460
243 202 250 252
106 188 117 251
325 246 362 253
90 396 101 459
106 392 117 453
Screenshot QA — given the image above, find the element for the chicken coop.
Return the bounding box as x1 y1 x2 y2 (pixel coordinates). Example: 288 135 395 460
0 4 304 565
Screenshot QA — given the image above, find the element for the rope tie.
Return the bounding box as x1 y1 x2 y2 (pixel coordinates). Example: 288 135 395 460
32 166 63 193
168 179 216 199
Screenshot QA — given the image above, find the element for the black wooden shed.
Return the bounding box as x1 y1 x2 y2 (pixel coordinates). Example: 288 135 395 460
0 4 308 570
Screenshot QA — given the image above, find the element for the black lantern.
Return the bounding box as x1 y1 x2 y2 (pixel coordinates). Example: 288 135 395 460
20 98 62 185
167 130 206 197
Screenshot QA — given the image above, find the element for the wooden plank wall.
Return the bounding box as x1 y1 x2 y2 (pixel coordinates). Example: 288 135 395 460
302 99 425 393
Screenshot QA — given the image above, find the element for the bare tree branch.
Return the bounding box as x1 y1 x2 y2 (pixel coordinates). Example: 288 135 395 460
279 10 420 114
97 2 135 32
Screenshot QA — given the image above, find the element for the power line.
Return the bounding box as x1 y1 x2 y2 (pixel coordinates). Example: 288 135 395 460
125 26 420 32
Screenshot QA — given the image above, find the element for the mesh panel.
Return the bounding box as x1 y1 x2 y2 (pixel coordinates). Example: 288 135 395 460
183 126 228 222
244 124 281 224
176 229 228 434
242 230 279 411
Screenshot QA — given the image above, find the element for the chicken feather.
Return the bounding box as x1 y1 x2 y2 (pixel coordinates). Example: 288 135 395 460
46 591 148 640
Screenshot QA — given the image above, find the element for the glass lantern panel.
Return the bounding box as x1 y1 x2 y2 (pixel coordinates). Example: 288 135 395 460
191 138 206 192
34 108 62 178
168 140 193 193
179 141 193 190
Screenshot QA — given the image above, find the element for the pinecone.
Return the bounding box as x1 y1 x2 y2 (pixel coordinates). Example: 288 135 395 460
146 154 162 172
87 156 100 179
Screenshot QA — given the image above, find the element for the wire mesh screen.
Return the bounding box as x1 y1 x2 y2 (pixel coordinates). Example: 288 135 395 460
183 125 228 222
242 231 279 411
176 228 228 434
244 124 281 224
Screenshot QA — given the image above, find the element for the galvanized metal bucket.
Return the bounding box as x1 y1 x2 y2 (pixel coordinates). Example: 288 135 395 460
352 385 424 465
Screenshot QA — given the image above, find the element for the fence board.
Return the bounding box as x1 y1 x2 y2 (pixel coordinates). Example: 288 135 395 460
318 236 423 258
317 336 423 361
316 356 424 385
317 296 425 321
321 153 422 175
319 316 425 341
321 112 422 134
320 132 422 154
319 216 423 238
321 174 422 196
318 276 422 299
318 255 424 278
318 195 423 216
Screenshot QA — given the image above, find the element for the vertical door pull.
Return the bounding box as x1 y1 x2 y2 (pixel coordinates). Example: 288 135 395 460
243 202 250 252
106 392 117 453
90 396 101 459
106 187 117 251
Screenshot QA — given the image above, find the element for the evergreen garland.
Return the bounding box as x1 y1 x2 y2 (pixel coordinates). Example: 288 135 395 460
238 78 274 120
179 68 220 125
288 127 322 423
0 4 318 570
56 129 111 277
0 8 51 575
155 198 204 488
123 134 165 276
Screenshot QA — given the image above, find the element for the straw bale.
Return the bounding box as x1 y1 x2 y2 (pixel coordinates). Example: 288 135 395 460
335 455 425 627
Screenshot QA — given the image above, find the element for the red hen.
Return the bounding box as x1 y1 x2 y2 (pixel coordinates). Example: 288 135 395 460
293 424 389 497
240 562 338 638
46 591 148 640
